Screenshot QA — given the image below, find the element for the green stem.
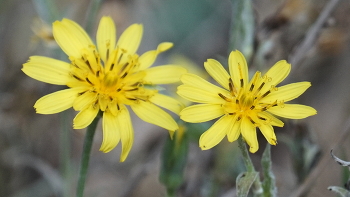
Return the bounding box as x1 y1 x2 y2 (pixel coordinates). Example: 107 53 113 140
60 112 71 197
238 136 263 196
76 117 100 197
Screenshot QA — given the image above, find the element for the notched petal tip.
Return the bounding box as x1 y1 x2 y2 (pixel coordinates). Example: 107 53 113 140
249 146 258 153
158 42 173 52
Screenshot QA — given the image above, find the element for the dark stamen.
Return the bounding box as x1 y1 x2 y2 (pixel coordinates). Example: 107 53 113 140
249 84 254 92
229 78 234 92
86 77 93 85
257 82 265 92
106 49 109 62
73 74 84 81
121 72 128 79
126 97 137 101
85 60 93 73
78 91 87 96
250 105 255 110
261 90 270 98
218 93 230 101
110 63 115 71
258 116 267 121
249 117 255 124
125 88 138 92
117 53 124 63
240 79 244 88
121 62 129 71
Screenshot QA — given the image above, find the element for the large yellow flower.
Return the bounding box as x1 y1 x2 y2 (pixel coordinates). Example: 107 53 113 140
178 50 316 153
22 17 186 161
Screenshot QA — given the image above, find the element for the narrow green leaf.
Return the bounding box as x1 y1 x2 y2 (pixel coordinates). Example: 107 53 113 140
236 171 258 197
261 144 277 197
331 150 350 167
328 186 350 197
159 124 189 195
229 0 254 61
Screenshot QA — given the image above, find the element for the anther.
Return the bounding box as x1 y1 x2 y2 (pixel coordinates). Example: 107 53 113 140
257 82 265 92
86 77 94 85
238 63 244 87
218 93 231 102
110 63 115 71
72 74 84 81
117 52 124 63
258 116 267 121
106 49 110 62
125 88 138 92
121 72 128 79
261 90 270 98
229 78 234 93
248 117 255 124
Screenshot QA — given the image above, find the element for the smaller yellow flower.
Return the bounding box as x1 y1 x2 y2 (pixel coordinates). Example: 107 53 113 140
177 50 317 153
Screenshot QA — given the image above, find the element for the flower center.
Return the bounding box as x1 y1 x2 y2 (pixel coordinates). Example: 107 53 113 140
68 45 153 111
219 73 280 119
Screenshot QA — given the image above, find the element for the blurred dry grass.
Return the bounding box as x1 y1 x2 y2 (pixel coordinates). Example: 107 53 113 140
1 0 350 196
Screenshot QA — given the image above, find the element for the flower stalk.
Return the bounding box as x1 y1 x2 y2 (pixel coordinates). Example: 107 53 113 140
238 136 263 196
76 116 100 197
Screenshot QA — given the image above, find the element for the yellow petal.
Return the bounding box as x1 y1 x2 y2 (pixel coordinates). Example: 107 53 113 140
258 112 284 127
204 59 230 90
116 24 143 55
73 104 100 129
53 18 93 58
34 88 85 114
73 91 97 111
180 104 224 123
260 60 291 94
177 85 225 104
139 42 173 70
97 16 116 63
199 115 231 150
258 124 276 145
143 65 187 84
22 56 70 85
117 105 134 162
130 101 178 131
228 50 248 90
260 82 311 103
180 73 229 95
227 114 241 142
149 93 185 114
241 116 258 153
267 104 317 119
100 111 121 153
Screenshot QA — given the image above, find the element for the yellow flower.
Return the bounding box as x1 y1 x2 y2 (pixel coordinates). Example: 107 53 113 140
177 50 316 153
22 17 186 162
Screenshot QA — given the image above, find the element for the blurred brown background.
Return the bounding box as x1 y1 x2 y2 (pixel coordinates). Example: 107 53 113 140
1 0 350 196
